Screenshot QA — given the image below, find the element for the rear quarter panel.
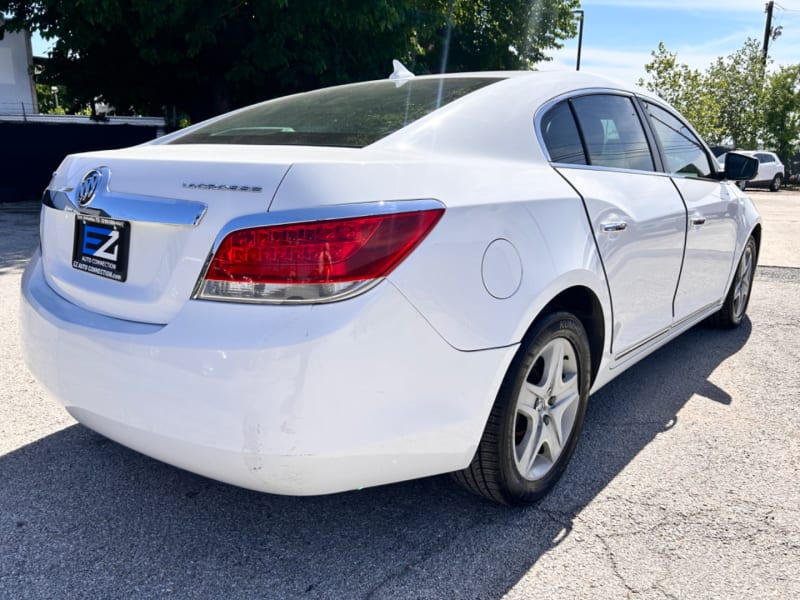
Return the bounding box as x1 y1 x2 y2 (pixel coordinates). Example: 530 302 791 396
271 158 612 353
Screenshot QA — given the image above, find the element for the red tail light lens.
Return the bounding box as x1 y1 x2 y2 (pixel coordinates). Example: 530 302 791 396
197 208 443 303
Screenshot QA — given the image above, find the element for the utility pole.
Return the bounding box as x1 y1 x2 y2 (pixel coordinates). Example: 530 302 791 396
762 1 774 67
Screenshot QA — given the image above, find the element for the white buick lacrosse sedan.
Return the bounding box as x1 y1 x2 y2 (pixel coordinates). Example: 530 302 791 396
20 71 760 505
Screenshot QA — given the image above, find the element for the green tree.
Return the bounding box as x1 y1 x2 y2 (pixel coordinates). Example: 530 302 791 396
34 83 90 115
1 0 579 123
637 42 724 144
420 0 580 72
638 39 776 149
705 38 765 149
762 64 800 174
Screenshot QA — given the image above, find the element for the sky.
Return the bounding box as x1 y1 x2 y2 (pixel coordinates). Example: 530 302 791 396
536 0 800 85
28 0 800 88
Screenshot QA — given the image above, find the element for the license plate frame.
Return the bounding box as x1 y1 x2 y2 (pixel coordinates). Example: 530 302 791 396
72 214 131 282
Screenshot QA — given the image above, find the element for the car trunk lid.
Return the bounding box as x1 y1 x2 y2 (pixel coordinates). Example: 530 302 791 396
39 145 297 324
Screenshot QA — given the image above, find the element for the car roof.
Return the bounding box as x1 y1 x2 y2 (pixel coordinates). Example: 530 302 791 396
394 69 648 100
370 70 656 160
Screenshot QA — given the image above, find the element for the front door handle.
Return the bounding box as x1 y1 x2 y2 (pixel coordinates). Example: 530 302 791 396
601 221 628 233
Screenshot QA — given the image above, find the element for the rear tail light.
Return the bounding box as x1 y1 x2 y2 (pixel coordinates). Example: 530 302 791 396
196 208 444 303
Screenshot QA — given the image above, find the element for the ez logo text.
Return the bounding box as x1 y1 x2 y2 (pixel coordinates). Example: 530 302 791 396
82 225 120 261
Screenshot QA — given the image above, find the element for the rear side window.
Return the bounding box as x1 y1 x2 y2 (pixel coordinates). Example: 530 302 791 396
540 101 587 165
644 103 713 178
755 153 773 163
169 78 502 148
570 95 655 172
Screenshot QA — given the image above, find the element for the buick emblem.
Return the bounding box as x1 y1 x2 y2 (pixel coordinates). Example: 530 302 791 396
77 169 103 207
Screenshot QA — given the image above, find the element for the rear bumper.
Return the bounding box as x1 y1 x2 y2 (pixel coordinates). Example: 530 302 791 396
20 250 516 495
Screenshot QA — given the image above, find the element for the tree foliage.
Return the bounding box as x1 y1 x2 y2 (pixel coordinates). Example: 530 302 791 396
761 64 800 171
639 38 800 170
638 42 724 144
1 0 579 123
432 0 580 72
705 39 765 149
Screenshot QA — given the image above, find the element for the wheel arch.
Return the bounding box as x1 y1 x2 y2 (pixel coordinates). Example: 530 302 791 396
533 285 605 387
750 223 762 262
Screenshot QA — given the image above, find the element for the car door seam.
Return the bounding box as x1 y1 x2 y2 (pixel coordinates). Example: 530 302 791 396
551 165 616 355
668 177 690 320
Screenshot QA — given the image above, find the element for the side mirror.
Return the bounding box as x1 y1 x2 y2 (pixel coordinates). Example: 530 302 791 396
723 152 758 181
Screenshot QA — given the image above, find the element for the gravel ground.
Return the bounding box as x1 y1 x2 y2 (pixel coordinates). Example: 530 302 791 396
1 202 798 599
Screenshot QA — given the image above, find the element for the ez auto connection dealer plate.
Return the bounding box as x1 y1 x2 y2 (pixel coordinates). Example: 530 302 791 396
72 214 131 282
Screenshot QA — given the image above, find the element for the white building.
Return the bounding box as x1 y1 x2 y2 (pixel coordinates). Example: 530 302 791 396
0 26 38 116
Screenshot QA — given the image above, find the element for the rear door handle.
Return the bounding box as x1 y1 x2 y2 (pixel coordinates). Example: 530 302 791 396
690 216 706 226
601 221 628 233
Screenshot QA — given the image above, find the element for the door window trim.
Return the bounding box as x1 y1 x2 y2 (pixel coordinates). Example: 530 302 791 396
536 89 663 174
536 89 721 180
635 97 722 181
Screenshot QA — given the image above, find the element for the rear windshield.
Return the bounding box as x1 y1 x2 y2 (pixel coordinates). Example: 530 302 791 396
169 77 502 148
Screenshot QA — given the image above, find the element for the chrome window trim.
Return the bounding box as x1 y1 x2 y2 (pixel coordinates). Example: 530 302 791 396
553 162 676 179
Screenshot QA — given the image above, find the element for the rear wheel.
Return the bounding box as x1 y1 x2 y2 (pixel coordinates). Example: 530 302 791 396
711 236 756 328
770 174 782 192
453 312 590 505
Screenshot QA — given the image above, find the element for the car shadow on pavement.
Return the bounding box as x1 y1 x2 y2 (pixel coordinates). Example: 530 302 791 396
0 320 751 599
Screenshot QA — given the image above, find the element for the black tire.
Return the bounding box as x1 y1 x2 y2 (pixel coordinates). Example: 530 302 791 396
770 174 782 192
710 236 757 328
452 312 591 505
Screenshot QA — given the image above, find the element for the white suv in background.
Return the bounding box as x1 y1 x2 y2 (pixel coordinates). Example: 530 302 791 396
731 151 785 192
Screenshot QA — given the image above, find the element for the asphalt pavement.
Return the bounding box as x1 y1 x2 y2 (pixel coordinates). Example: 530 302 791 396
746 189 800 268
1 193 798 599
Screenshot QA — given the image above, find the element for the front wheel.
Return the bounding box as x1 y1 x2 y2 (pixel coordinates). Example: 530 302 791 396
453 312 591 505
711 236 757 328
770 174 782 192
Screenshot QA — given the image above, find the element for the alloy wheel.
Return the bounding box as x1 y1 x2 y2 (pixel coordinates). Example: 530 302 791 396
513 337 580 481
732 243 754 321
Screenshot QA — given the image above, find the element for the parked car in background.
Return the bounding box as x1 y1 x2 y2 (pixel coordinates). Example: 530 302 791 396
721 151 785 191
21 71 761 506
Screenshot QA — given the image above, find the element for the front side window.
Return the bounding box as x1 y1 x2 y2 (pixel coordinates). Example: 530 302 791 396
644 103 713 178
169 77 502 148
570 95 655 172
